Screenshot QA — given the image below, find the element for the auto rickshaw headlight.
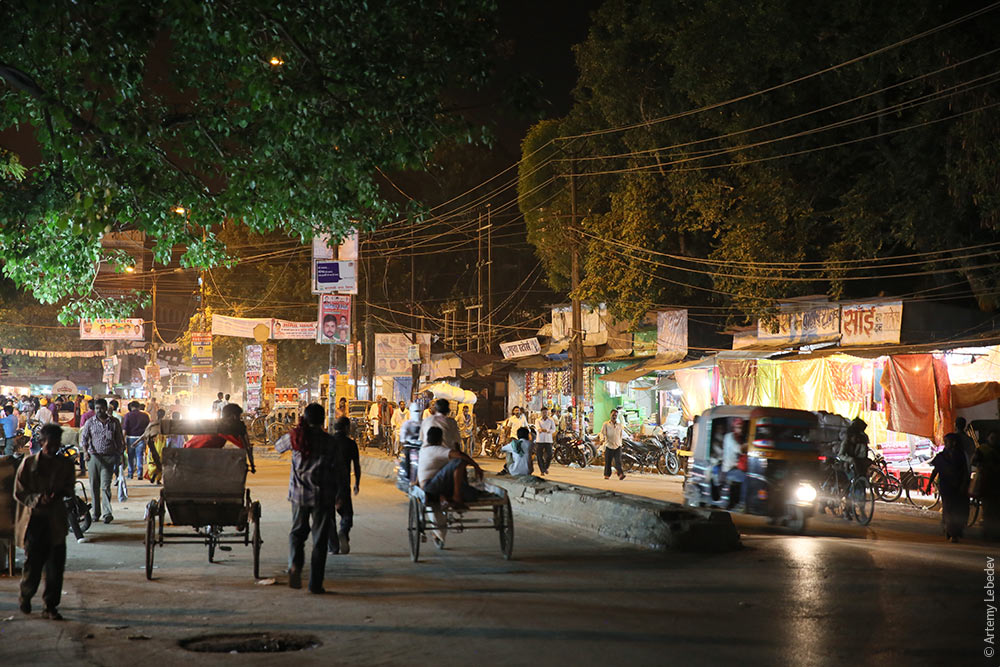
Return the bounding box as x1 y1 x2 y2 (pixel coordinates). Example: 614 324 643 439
795 483 817 503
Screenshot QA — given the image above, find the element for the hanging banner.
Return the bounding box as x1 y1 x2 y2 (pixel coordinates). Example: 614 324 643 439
375 333 430 377
757 306 840 345
102 357 116 386
312 260 358 294
656 310 688 356
191 332 213 373
500 337 542 359
80 318 144 341
272 320 319 340
212 315 273 339
318 294 352 344
275 388 299 405
840 301 903 346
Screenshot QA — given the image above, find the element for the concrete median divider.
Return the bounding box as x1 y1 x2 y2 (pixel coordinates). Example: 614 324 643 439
359 453 740 553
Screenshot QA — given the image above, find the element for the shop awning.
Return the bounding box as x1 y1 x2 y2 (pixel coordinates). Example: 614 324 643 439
599 354 686 383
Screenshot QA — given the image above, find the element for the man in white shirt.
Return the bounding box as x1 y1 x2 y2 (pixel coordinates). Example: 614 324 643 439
501 427 534 476
720 418 746 509
418 426 483 508
390 400 406 455
503 406 528 442
420 399 462 451
35 402 54 426
534 407 556 475
600 408 628 481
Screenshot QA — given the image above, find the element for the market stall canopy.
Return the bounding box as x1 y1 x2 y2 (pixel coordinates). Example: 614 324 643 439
599 353 686 383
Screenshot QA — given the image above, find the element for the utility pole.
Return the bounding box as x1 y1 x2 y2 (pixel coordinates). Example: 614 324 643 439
487 204 493 349
410 213 419 400
363 238 373 401
569 160 584 434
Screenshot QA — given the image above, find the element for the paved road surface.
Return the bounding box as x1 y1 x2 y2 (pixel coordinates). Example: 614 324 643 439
0 457 991 666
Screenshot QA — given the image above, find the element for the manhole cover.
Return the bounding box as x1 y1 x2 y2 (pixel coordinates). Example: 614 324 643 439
179 632 321 653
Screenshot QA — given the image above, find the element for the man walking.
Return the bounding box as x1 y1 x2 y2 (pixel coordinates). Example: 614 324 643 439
329 417 361 555
274 403 340 594
1 404 17 456
601 408 627 481
212 392 225 418
534 407 556 475
122 401 151 480
15 423 75 620
80 398 126 524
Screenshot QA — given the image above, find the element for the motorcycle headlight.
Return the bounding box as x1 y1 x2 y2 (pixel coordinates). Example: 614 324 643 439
795 483 817 503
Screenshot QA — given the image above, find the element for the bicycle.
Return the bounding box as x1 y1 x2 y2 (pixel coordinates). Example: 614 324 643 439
820 459 875 525
900 457 940 510
866 450 903 502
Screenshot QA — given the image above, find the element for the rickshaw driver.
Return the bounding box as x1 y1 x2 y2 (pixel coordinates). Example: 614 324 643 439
183 403 257 474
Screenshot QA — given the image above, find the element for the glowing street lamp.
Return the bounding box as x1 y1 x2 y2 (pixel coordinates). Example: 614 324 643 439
173 206 186 216
269 56 284 67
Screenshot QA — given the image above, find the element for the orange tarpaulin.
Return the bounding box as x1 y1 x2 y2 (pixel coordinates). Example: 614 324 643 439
881 354 937 439
952 381 1000 409
718 359 757 406
779 359 837 413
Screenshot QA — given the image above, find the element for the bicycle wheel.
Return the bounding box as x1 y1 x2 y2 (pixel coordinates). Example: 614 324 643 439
927 480 941 510
266 421 288 446
850 478 875 526
879 472 903 503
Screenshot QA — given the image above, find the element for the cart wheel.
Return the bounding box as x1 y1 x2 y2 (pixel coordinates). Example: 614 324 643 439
497 497 514 560
144 500 157 580
157 499 166 545
251 501 263 579
408 496 422 563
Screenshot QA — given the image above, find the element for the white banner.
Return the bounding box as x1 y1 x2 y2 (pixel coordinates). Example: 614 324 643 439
272 319 319 340
80 318 144 341
656 310 688 356
212 315 273 339
500 337 541 359
757 306 841 345
840 302 903 346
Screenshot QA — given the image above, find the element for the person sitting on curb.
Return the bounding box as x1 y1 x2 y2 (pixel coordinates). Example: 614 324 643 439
501 427 534 476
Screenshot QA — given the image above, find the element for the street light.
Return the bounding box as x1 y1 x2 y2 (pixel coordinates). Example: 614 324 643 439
173 206 186 216
125 266 135 274
269 56 284 67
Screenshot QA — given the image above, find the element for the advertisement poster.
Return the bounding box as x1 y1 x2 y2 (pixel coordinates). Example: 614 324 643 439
262 344 277 378
272 320 319 340
312 231 358 261
312 260 358 294
374 333 430 377
80 318 144 341
318 294 352 344
275 388 299 405
191 332 213 373
245 344 263 372
757 306 841 345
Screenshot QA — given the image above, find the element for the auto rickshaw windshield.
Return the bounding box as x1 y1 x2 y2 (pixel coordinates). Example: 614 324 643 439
752 418 818 451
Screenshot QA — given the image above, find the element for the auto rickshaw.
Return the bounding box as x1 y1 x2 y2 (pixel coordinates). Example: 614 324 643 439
683 406 823 533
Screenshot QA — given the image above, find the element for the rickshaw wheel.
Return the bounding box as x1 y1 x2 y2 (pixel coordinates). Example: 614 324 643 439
851 478 875 526
157 499 166 545
497 497 514 560
251 501 263 579
408 496 422 562
144 500 157 580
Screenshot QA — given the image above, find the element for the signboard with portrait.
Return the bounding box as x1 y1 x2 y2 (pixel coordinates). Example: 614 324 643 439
191 332 213 373
272 320 319 340
318 294 352 344
840 301 903 346
275 387 299 405
80 318 144 341
374 333 430 377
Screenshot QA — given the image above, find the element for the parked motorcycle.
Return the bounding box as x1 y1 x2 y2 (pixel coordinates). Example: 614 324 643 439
553 432 592 468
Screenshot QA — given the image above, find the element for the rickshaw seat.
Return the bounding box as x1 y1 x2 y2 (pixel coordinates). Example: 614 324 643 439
162 447 247 501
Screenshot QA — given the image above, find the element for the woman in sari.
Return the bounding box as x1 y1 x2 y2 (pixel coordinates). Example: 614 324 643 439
929 433 971 543
141 409 167 484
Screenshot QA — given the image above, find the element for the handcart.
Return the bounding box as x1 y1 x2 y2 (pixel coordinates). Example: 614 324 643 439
143 419 261 580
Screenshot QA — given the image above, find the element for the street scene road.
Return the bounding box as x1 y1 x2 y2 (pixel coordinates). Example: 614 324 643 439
0 456 989 666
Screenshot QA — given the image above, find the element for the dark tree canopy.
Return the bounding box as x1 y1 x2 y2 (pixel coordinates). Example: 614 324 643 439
0 0 497 321
519 0 1000 324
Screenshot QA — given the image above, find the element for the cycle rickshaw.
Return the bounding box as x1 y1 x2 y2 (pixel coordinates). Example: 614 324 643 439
143 419 262 580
